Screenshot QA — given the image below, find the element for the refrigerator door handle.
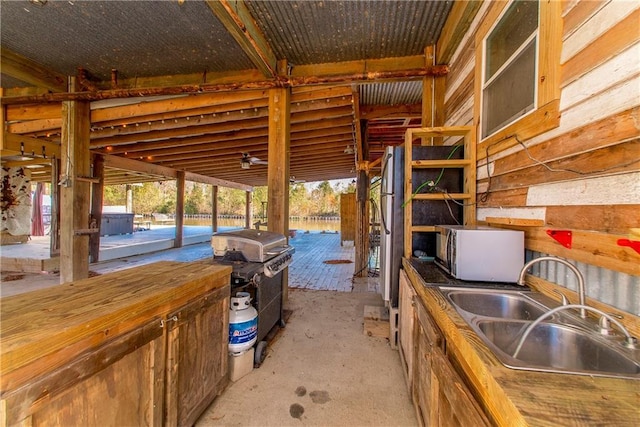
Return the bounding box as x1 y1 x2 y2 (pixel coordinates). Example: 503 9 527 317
380 194 392 235
380 152 393 235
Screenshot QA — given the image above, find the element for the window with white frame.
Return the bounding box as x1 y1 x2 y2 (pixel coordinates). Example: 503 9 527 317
481 0 539 139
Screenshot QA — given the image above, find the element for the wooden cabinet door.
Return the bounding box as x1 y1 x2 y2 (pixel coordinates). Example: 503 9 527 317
398 269 416 391
413 298 443 427
3 319 165 427
165 286 229 427
414 297 490 427
430 349 490 427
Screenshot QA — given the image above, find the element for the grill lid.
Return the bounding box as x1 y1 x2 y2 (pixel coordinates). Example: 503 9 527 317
211 229 290 262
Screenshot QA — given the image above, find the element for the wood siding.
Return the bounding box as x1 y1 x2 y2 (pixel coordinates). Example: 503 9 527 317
442 0 640 314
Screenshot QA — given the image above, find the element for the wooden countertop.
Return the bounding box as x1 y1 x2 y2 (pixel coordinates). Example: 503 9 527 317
403 259 640 427
0 261 231 391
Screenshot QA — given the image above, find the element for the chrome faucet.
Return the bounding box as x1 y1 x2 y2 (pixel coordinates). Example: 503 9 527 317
517 256 587 318
512 304 638 358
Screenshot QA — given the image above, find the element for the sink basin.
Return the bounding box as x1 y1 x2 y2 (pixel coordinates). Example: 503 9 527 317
446 291 548 320
477 320 640 379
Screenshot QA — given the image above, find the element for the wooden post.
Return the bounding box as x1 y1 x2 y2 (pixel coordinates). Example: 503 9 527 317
211 185 218 233
266 88 290 236
89 154 104 263
354 120 370 278
60 77 91 283
245 191 252 229
50 156 60 257
175 171 185 248
267 74 290 301
125 184 133 213
422 45 435 145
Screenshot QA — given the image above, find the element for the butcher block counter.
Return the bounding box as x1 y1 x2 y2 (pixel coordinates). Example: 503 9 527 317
0 261 232 427
401 259 640 427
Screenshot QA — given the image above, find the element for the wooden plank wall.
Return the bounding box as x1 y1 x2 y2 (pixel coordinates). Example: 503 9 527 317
442 0 640 314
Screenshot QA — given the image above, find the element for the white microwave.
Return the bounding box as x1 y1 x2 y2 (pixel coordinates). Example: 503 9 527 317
435 225 524 282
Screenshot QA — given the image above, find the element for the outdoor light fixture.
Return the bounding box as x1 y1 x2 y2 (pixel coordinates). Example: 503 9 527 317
344 145 354 154
241 158 251 169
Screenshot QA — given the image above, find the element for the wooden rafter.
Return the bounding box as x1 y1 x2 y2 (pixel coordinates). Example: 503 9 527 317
1 47 67 92
206 0 278 78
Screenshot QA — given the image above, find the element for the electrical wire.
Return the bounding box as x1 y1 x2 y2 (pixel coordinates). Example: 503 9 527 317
402 143 463 208
479 134 640 203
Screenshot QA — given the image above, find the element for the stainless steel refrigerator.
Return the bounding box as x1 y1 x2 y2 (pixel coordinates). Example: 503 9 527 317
379 145 464 308
379 146 404 308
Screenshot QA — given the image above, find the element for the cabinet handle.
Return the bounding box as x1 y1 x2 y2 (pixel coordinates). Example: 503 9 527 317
160 315 178 328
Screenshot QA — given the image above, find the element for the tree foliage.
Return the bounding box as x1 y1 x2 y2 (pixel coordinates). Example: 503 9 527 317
102 179 353 217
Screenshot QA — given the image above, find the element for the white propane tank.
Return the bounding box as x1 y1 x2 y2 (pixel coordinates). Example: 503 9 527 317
228 292 258 355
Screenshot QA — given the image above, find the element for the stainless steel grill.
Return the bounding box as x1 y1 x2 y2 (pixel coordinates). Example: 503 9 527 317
211 229 294 365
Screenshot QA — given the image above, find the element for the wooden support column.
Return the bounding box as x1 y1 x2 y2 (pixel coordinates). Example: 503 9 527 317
175 171 185 248
125 185 133 213
422 45 436 145
60 78 91 283
50 156 60 256
211 185 218 233
267 75 290 300
266 88 290 236
354 120 370 278
245 191 252 229
422 46 435 129
89 154 104 263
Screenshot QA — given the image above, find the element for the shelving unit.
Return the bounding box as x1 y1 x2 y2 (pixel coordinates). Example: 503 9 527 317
403 126 477 258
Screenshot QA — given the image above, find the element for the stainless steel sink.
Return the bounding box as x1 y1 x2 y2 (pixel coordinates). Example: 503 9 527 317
477 320 640 378
446 290 548 320
439 287 640 379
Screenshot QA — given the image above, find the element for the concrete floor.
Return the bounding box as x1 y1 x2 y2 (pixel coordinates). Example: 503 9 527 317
197 289 416 427
0 232 417 426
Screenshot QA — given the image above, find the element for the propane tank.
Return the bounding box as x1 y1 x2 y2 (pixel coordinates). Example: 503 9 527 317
228 292 258 354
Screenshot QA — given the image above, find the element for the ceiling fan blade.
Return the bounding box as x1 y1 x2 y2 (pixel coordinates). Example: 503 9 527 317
249 157 268 165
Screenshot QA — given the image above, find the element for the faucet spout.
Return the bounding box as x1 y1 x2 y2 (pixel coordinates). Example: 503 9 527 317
517 256 587 318
512 304 637 358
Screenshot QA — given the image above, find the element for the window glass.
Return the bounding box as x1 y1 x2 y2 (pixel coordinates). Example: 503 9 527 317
482 39 536 136
485 0 539 80
482 0 539 138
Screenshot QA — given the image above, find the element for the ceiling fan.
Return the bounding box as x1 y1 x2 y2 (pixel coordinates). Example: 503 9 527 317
240 153 268 169
290 176 306 184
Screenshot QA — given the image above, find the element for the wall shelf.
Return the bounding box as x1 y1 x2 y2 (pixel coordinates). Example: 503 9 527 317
403 126 477 258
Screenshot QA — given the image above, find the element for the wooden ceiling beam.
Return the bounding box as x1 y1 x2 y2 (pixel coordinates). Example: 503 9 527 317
206 0 277 78
1 132 60 158
1 48 67 92
101 154 251 191
110 124 354 159
290 55 426 78
93 114 353 156
2 64 448 106
148 133 352 164
436 0 483 64
158 140 354 168
360 104 422 120
91 90 268 123
9 90 352 136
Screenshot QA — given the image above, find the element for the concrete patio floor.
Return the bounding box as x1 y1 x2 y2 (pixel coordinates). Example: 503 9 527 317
0 231 417 426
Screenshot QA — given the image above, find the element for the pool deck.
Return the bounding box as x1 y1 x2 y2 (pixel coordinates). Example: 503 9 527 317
0 225 217 272
1 228 379 298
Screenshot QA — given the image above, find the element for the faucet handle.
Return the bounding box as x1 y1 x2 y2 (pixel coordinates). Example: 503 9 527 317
599 313 624 336
552 289 569 306
599 316 615 335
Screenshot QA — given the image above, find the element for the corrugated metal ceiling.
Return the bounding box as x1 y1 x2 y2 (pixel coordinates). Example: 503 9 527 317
359 81 423 106
1 0 456 187
246 0 452 64
0 0 254 81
